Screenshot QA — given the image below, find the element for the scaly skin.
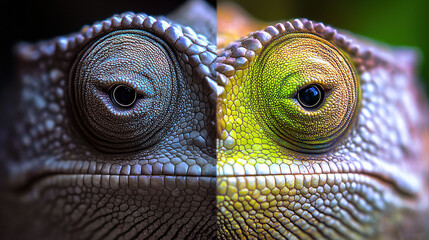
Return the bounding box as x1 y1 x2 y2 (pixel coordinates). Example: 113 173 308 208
0 3 218 240
216 7 429 240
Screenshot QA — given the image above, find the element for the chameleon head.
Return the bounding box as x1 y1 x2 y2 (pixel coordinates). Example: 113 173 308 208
216 18 427 239
2 12 217 239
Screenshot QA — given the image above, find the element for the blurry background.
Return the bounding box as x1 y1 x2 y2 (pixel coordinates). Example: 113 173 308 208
219 0 429 94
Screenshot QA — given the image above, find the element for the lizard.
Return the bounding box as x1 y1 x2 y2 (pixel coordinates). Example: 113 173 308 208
216 3 429 240
0 1 218 239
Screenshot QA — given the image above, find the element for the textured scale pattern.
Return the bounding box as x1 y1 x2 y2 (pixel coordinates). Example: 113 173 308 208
1 11 218 240
216 18 428 239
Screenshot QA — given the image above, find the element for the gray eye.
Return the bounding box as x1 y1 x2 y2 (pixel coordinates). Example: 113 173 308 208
110 84 137 108
70 30 181 153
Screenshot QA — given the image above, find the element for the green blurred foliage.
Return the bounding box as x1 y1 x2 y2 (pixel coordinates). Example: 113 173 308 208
219 0 429 93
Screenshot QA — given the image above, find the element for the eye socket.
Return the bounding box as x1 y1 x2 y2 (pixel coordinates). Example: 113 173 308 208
109 84 137 108
249 33 359 153
296 84 324 109
70 30 181 153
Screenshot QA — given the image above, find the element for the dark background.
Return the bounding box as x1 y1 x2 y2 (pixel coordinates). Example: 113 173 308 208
220 0 429 94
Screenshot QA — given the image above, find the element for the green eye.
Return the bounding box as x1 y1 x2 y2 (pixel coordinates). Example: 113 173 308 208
249 33 359 153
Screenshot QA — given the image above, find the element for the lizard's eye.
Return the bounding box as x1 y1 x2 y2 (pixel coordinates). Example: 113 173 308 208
296 84 324 109
250 33 359 153
70 30 181 153
109 84 137 108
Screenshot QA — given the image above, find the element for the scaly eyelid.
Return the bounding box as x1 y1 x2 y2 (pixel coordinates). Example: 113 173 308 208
275 73 333 101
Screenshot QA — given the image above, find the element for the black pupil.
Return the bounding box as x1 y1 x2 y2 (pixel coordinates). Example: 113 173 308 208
297 85 323 109
111 85 136 108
